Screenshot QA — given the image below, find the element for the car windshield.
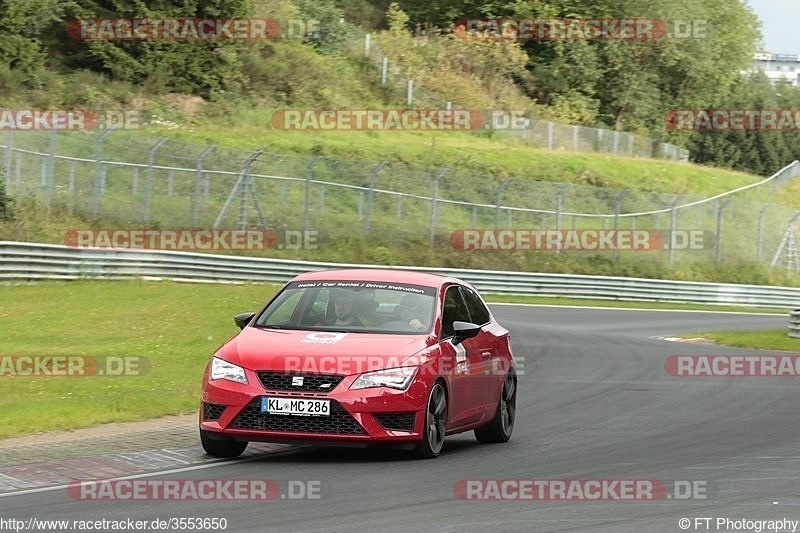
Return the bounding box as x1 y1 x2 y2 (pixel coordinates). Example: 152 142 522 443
254 280 437 334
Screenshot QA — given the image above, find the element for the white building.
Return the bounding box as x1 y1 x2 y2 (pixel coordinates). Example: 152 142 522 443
751 52 800 85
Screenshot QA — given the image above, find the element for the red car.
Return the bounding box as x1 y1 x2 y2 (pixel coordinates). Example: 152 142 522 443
199 269 517 459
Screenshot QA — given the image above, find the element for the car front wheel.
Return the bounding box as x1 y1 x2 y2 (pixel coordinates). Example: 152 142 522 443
412 381 448 459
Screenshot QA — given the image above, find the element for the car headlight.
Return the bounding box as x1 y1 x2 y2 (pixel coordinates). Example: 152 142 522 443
210 357 248 384
350 366 417 391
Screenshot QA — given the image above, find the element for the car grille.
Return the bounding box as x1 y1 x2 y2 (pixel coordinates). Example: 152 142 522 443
256 371 345 394
230 399 366 435
374 413 416 432
203 402 226 421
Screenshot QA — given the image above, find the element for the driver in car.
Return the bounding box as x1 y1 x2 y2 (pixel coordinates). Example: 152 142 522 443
333 293 364 327
396 294 426 331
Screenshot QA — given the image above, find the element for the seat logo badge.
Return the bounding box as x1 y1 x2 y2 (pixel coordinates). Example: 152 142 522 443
291 376 304 386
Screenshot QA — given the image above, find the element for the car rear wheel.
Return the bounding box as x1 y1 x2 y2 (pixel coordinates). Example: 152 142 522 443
200 429 248 458
475 369 516 443
411 381 447 459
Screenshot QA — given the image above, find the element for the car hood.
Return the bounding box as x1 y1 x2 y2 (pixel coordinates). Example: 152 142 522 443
217 327 435 374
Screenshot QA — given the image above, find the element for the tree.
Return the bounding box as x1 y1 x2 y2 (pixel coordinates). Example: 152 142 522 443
0 0 75 86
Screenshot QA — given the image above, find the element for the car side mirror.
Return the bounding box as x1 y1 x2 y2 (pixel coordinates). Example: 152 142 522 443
452 321 481 345
234 312 256 330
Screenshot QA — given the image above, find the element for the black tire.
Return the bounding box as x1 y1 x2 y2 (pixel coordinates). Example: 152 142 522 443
475 370 516 444
200 429 248 458
411 381 448 459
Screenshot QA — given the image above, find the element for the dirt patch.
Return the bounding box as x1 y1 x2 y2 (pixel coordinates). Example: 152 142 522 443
163 93 206 117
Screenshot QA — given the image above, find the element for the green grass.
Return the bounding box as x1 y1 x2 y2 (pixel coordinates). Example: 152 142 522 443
681 329 800 351
151 104 765 198
0 280 281 439
0 280 790 440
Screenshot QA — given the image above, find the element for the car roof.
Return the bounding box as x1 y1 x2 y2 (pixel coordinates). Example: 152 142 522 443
291 269 465 288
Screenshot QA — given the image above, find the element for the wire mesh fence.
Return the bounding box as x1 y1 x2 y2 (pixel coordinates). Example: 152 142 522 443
1 129 798 273
354 33 689 162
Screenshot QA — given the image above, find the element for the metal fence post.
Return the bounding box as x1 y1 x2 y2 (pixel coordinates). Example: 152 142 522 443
214 150 264 229
494 178 512 230
92 128 115 217
555 185 569 230
770 212 800 273
364 33 370 56
612 190 629 260
668 197 683 267
547 122 554 150
363 160 387 235
407 80 414 107
429 169 447 243
302 156 323 233
192 145 216 226
13 148 21 188
381 56 388 84
42 130 57 207
238 150 264 229
715 200 731 265
142 137 167 222
756 205 769 261
3 130 13 194
68 161 76 214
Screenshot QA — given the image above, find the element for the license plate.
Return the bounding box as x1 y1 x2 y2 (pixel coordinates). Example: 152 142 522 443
261 397 330 416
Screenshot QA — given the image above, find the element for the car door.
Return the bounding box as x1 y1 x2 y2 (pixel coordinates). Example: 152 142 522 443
460 285 504 413
440 285 486 427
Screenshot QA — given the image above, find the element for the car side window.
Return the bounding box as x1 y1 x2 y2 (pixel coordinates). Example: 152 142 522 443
441 286 471 338
461 287 491 326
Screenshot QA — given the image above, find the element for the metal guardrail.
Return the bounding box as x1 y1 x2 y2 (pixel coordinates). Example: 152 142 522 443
2 241 800 309
790 309 800 338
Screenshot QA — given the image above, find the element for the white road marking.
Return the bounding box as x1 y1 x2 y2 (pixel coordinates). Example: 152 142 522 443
0 447 293 499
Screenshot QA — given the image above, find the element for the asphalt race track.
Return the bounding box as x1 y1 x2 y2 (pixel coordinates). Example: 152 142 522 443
1 305 798 533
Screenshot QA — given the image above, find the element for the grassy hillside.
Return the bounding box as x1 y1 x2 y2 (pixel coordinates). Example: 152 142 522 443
2 12 799 287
